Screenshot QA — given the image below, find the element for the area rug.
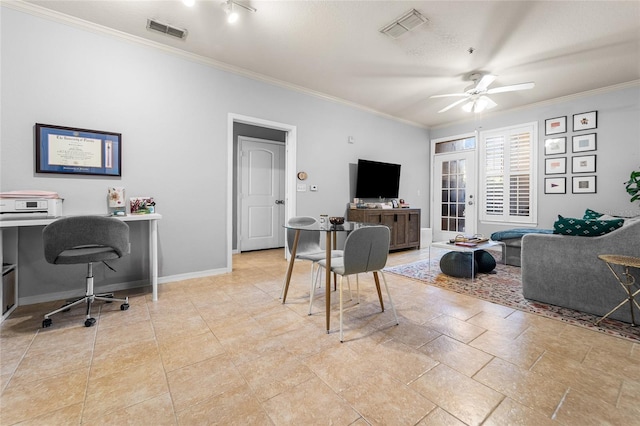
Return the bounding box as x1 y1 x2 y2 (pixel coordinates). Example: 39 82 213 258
385 255 640 343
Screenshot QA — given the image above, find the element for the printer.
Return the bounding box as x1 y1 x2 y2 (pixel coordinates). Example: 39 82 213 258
0 198 63 219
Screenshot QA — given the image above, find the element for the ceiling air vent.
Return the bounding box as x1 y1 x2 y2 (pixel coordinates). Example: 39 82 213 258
147 19 188 40
380 9 428 39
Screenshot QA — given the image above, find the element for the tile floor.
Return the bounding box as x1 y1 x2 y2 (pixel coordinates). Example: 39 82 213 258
1 248 639 425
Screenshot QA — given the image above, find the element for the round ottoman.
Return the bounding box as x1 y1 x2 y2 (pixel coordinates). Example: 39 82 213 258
439 250 496 278
475 250 497 273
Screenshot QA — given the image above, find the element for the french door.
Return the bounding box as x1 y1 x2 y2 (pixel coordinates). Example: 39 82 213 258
432 150 477 242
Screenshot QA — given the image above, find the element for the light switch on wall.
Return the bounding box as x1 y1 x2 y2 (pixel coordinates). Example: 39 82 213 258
310 185 318 191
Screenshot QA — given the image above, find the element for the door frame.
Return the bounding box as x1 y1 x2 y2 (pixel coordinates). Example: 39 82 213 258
430 132 478 242
227 114 297 271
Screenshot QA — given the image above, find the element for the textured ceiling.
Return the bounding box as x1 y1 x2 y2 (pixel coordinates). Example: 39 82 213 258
16 0 640 128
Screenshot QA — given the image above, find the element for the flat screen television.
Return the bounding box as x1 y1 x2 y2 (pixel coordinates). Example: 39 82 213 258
355 159 401 199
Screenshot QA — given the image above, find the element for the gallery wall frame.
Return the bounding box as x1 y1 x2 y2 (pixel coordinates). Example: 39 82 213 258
544 137 566 155
572 133 597 152
545 157 567 175
545 116 567 135
572 175 597 194
545 177 566 194
573 111 597 131
572 155 597 173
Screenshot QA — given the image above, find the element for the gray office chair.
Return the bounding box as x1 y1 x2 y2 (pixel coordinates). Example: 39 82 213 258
318 225 398 342
281 216 343 310
42 216 130 328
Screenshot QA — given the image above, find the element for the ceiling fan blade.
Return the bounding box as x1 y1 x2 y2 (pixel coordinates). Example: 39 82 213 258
475 74 497 92
438 97 470 113
430 93 469 99
487 82 535 94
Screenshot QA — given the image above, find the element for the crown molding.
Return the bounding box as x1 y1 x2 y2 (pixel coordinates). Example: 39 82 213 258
2 0 427 129
5 1 636 131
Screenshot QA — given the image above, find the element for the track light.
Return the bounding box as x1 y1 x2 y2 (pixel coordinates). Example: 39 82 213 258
225 2 239 24
222 0 256 24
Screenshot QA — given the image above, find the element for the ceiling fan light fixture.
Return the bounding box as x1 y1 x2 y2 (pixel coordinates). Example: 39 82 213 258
380 9 427 39
462 101 474 113
462 96 497 113
474 97 489 113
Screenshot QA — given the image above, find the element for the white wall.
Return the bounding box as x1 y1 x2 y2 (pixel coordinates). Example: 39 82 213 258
0 6 430 301
430 85 640 236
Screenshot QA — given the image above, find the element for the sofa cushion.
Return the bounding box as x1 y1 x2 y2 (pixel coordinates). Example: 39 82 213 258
491 228 553 241
553 215 624 236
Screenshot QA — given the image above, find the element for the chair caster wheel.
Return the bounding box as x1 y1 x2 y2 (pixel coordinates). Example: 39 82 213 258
42 318 52 328
120 303 129 311
85 318 96 327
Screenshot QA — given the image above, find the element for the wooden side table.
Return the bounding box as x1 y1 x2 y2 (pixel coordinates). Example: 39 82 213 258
597 254 640 326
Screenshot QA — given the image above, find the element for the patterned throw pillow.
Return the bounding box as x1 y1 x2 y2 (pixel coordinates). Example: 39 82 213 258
583 208 603 220
554 215 625 236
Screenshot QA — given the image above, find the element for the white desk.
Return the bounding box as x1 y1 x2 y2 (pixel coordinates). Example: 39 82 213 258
0 213 162 322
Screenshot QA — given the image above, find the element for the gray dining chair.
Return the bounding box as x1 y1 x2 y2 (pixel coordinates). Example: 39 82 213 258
41 215 130 328
317 225 398 342
281 216 343 311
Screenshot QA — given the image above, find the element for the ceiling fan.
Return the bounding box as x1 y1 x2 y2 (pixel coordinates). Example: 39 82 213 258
431 73 535 113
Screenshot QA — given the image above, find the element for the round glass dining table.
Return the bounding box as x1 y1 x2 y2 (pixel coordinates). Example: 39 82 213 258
282 221 373 333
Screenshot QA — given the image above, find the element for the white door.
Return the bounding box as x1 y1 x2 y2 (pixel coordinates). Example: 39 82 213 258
239 138 285 251
432 150 476 242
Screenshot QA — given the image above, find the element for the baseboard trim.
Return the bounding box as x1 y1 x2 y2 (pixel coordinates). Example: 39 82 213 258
158 267 230 284
19 267 231 306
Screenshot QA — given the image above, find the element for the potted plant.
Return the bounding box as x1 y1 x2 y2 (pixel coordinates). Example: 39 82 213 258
625 169 640 203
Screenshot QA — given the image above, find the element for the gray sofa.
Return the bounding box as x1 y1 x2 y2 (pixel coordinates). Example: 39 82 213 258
521 218 640 323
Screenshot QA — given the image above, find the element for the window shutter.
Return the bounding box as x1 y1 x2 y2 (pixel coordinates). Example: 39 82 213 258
480 123 537 224
509 132 531 217
484 135 504 217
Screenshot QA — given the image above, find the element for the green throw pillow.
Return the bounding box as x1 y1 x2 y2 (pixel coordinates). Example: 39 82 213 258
583 208 603 220
554 215 624 236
